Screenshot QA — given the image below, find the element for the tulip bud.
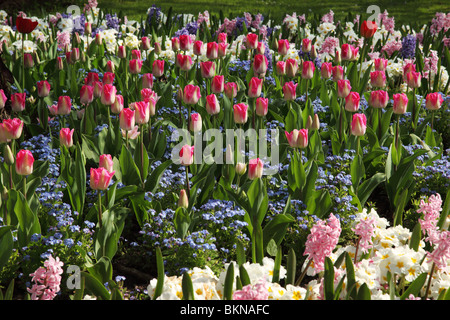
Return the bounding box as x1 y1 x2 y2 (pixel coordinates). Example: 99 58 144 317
248 158 264 180
24 53 34 68
200 61 216 78
154 42 162 55
141 36 151 50
11 92 26 112
405 71 421 88
225 144 234 164
370 71 386 88
276 61 286 76
345 92 361 112
369 90 389 109
205 94 220 115
286 58 298 77
90 167 115 190
3 144 14 165
0 89 7 109
224 82 238 99
99 154 114 173
70 47 80 62
285 129 308 149
152 60 165 78
129 59 143 74
332 65 344 82
374 58 388 71
425 92 444 111
233 103 248 124
57 56 64 70
59 128 74 148
321 62 332 79
171 37 180 51
15 149 34 176
37 80 51 97
193 40 204 56
101 84 117 105
351 113 367 136
178 189 189 209
142 73 154 89
311 114 320 130
392 93 408 114
248 77 263 98
278 39 289 55
306 115 313 130
179 144 194 166
206 41 219 60
189 113 202 132
341 43 353 61
301 61 315 79
283 81 298 101
218 43 228 57
235 162 247 175
119 108 135 131
211 75 224 94
118 45 126 59
183 84 201 105
179 34 193 51
255 97 268 117
337 79 352 98
85 22 92 35
246 33 259 49
302 38 312 53
253 54 268 76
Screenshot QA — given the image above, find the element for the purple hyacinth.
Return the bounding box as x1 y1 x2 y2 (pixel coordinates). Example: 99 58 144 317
401 34 416 59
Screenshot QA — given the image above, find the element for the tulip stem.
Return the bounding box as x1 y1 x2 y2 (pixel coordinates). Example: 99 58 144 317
424 262 435 300
431 110 435 131
98 191 103 229
22 35 25 92
185 166 190 199
140 124 145 188
9 164 13 190
378 108 382 141
23 176 27 200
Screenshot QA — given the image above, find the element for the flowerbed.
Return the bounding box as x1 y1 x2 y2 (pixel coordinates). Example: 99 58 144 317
0 2 449 301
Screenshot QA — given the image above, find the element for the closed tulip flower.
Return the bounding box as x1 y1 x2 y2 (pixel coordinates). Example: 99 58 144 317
90 167 115 190
246 33 259 49
179 34 193 51
0 89 6 109
345 92 361 112
337 79 352 98
171 37 180 51
102 72 115 85
178 189 189 209
85 72 99 86
106 60 115 73
205 94 220 115
370 70 386 88
2 118 23 140
301 61 315 79
351 113 367 136
70 47 80 62
248 77 263 98
200 61 216 78
392 93 408 114
286 58 298 77
141 36 151 50
402 63 416 81
369 90 389 109
360 20 377 38
24 53 34 68
11 92 26 112
99 154 114 173
425 92 444 110
374 58 388 71
142 73 154 89
57 96 72 115
321 62 332 79
179 144 194 166
59 128 74 148
177 54 193 71
341 43 354 61
332 65 344 81
235 162 247 176
283 81 298 101
224 82 238 99
405 71 421 88
131 49 141 60
278 39 290 55
253 54 268 75
218 32 227 43
80 85 94 105
302 38 312 53
111 94 124 114
255 97 269 117
233 103 248 124
129 59 143 74
119 108 135 131
101 84 116 105
189 113 202 132
15 149 34 176
37 80 51 97
256 42 265 55
134 101 150 124
117 45 126 59
285 129 308 148
211 75 224 94
206 42 219 60
193 40 204 56
183 84 201 105
276 61 286 75
93 81 103 98
152 60 165 78
218 43 228 57
248 158 264 179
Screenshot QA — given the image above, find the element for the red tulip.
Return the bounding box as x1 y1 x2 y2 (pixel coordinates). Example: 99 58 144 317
193 40 204 56
253 54 268 75
360 20 377 38
332 65 344 82
246 33 259 49
16 16 38 34
24 53 34 68
141 36 151 50
374 58 388 71
206 42 219 60
15 149 34 176
218 33 227 44
85 72 99 86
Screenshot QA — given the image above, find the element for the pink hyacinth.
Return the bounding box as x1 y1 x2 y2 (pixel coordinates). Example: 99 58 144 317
27 255 64 300
352 217 376 254
304 213 341 274
427 230 450 270
418 193 443 239
232 280 268 300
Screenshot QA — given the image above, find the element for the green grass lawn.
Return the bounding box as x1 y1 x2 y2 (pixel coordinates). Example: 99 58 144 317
96 0 448 26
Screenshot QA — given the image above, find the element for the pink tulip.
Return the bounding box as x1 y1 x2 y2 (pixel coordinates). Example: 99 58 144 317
177 54 193 71
142 73 154 89
90 167 115 190
302 38 312 53
48 104 58 116
205 94 220 115
283 81 298 101
286 58 298 77
193 40 204 56
369 90 389 109
117 45 126 59
248 158 264 180
131 49 141 60
246 33 259 49
106 60 115 73
344 92 361 112
99 154 114 173
278 39 290 55
285 129 308 149
218 43 228 57
70 47 80 62
119 108 135 131
57 96 72 115
11 92 26 112
179 34 193 51
57 56 63 70
402 63 416 81
334 49 341 65
24 53 34 68
134 101 150 124
147 97 157 117
93 81 103 98
218 33 227 43
178 189 189 208
374 58 388 71
405 71 421 88
256 42 265 55
37 80 50 97
189 113 202 132
79 85 93 107
95 33 103 45
179 144 194 166
337 79 352 98
171 37 180 51
141 36 151 50
102 72 115 85
425 92 444 111
341 43 354 61
129 59 143 74
206 42 219 60
233 103 248 124
111 94 124 114
301 61 315 79
100 84 116 105
276 61 286 75
321 62 332 79
152 60 165 78
15 149 34 176
392 93 408 114
248 77 263 98
211 75 224 94
0 89 7 109
332 65 344 82
370 71 386 88
200 61 216 78
85 72 99 86
351 113 367 136
255 97 268 117
85 22 92 34
224 82 238 99
183 84 201 105
141 88 159 104
350 46 359 61
253 54 268 75
59 128 74 148
2 118 23 140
